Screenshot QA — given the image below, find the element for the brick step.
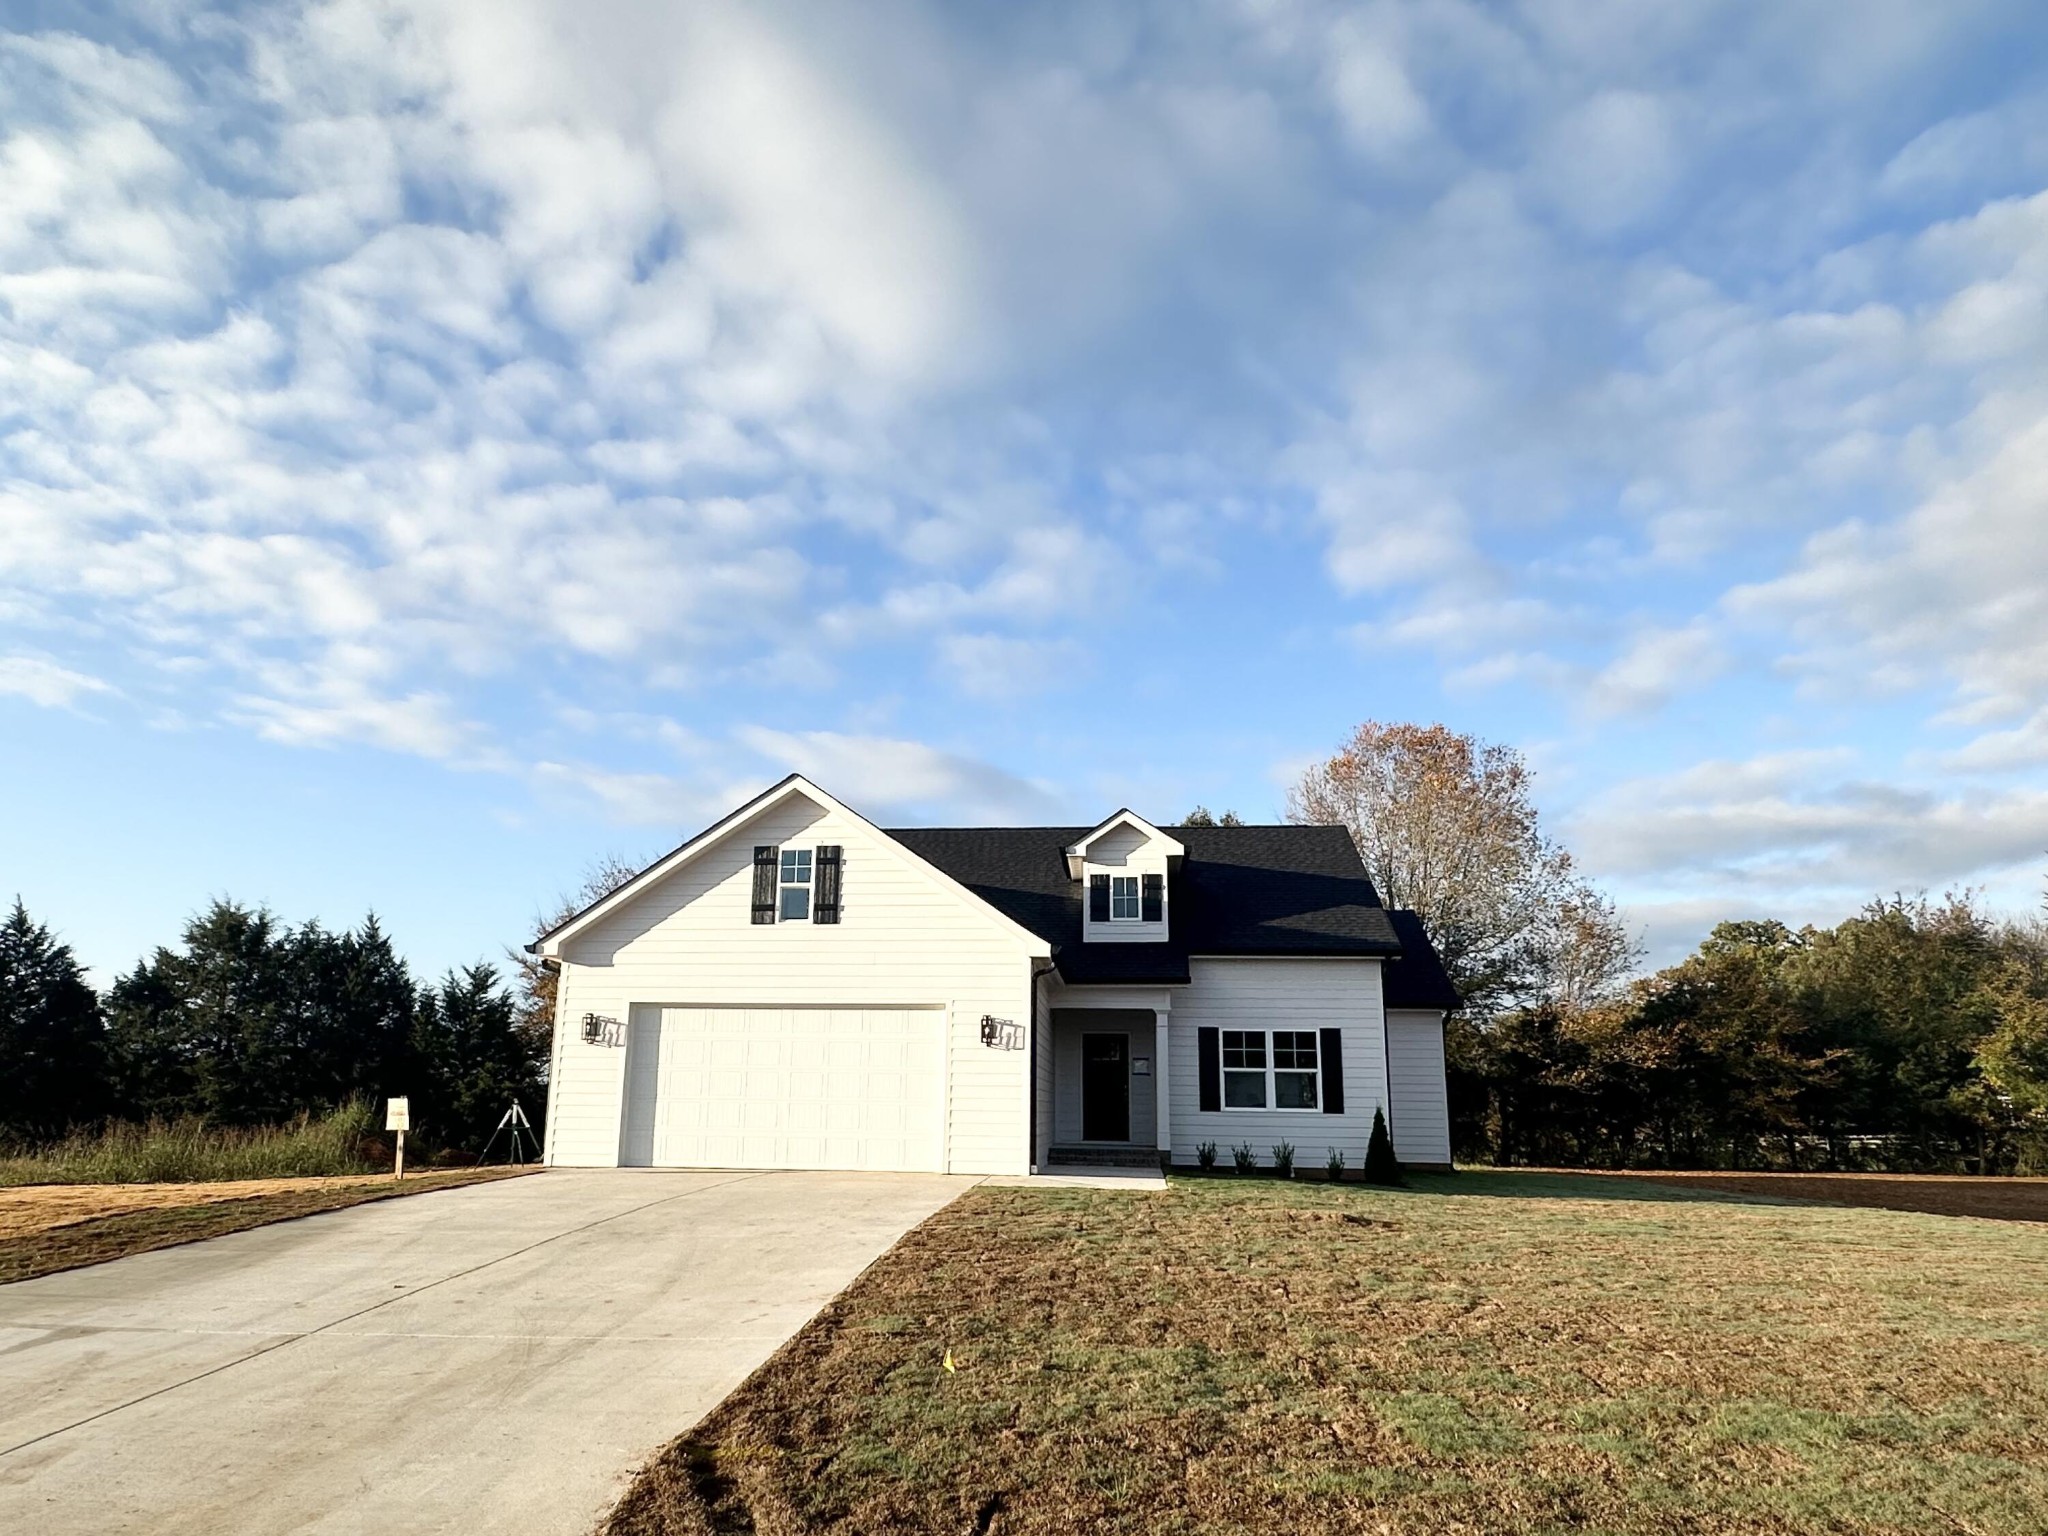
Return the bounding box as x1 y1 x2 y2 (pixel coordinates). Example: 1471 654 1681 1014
1046 1144 1162 1169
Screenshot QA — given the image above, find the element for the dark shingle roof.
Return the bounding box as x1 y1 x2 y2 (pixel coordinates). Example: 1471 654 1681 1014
1382 909 1463 1012
886 824 1416 987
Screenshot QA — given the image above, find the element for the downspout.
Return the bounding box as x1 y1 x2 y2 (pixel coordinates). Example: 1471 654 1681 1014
538 954 563 1166
1028 957 1058 1174
1379 957 1396 1151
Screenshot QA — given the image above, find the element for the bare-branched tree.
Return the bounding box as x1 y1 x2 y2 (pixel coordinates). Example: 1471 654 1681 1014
507 852 650 1051
1286 721 1636 1015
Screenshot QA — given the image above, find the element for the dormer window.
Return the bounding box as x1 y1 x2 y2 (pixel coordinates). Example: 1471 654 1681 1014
1110 876 1141 921
1073 812 1179 940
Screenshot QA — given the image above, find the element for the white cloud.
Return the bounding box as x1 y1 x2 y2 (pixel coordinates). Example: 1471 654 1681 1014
2 0 2046 950
733 726 1059 824
937 633 1085 701
1533 90 1678 236
1730 389 2048 717
650 3 976 385
1571 750 2048 897
529 760 744 830
1587 621 1725 716
0 653 115 710
1880 92 2048 207
227 651 481 762
1324 17 1431 160
1942 706 2048 773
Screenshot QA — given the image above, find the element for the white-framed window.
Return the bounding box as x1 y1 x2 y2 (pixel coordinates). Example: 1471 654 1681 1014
1110 875 1141 921
779 847 813 921
1273 1031 1320 1109
1222 1029 1266 1106
1220 1028 1320 1111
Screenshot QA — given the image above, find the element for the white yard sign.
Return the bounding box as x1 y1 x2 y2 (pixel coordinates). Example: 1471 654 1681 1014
387 1097 410 1178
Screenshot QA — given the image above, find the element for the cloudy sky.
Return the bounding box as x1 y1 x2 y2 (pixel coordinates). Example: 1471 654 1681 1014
5 0 2048 982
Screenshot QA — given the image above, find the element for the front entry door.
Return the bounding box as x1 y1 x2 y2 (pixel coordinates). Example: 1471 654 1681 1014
1081 1033 1130 1141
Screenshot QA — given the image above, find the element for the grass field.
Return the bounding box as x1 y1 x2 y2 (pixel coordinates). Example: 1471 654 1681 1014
607 1171 2048 1536
0 1103 384 1187
1581 1169 2048 1223
0 1167 536 1284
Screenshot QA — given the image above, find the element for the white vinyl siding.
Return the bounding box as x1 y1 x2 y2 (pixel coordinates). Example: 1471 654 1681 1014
545 794 1037 1174
1387 1010 1453 1167
1169 957 1388 1166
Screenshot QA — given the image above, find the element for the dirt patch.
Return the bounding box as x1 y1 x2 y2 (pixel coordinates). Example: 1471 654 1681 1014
0 1167 537 1284
1573 1169 2048 1223
604 1171 2048 1536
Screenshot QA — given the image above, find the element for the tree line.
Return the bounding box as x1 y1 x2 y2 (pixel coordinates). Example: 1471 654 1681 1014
1450 896 2048 1173
0 897 548 1155
1291 722 2048 1175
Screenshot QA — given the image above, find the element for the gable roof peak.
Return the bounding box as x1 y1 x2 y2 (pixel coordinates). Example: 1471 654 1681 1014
1063 808 1185 879
530 772 1049 959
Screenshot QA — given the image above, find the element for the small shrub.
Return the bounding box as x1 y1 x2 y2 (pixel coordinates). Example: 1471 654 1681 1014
1270 1141 1295 1178
1195 1140 1218 1170
1231 1142 1258 1174
1364 1107 1404 1186
1326 1147 1346 1182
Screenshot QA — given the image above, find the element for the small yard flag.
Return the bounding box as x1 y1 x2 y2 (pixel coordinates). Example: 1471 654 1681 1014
942 1348 957 1374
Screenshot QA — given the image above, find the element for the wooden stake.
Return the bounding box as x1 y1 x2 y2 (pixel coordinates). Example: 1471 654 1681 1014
395 1128 406 1180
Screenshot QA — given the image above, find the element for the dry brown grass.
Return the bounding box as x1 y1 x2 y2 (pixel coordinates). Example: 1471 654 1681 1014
0 1166 537 1284
0 1173 421 1240
1569 1169 2048 1223
605 1171 2048 1536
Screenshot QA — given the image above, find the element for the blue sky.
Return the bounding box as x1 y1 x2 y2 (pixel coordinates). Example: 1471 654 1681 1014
5 0 2048 984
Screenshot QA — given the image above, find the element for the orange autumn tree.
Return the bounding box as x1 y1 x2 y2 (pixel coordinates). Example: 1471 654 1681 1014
1287 722 1634 1016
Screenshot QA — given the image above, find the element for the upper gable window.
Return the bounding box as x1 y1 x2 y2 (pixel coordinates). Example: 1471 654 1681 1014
1110 875 1141 921
779 848 813 921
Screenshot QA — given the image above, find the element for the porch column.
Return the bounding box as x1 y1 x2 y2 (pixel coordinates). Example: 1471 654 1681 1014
1154 1005 1171 1158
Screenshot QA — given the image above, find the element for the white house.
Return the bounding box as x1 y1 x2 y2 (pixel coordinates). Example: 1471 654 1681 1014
532 774 1459 1176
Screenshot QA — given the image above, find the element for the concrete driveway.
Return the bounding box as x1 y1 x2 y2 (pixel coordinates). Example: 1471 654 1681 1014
0 1169 973 1535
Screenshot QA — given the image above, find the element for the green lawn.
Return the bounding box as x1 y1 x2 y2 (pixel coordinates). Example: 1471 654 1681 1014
606 1171 2048 1536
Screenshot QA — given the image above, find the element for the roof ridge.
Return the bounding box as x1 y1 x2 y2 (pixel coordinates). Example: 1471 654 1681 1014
884 823 1323 833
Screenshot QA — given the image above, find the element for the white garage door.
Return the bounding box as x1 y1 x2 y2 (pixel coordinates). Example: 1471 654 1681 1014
619 1005 946 1172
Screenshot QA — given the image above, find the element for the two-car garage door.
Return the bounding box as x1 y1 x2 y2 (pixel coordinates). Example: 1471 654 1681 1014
618 1005 946 1172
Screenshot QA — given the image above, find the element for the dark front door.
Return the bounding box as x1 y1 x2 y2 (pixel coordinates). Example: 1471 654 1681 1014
1081 1033 1130 1142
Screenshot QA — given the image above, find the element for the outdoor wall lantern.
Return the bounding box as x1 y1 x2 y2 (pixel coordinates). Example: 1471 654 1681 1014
980 1014 1025 1050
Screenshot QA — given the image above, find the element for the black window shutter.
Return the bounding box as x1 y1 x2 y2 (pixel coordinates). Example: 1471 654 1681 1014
1089 873 1110 922
1141 872 1164 922
751 845 778 924
1319 1028 1344 1114
813 845 842 924
1198 1026 1221 1112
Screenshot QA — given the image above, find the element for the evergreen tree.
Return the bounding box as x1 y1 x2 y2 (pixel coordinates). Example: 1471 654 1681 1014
107 903 430 1127
0 899 111 1137
107 901 291 1122
287 916 418 1112
1364 1106 1403 1185
414 964 547 1154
